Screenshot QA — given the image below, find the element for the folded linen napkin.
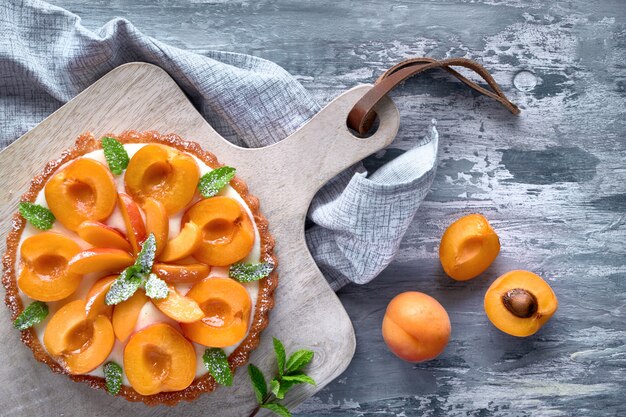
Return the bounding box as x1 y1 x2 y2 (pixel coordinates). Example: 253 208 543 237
0 0 438 290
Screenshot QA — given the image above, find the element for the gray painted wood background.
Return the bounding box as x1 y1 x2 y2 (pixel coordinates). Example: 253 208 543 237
42 1 626 416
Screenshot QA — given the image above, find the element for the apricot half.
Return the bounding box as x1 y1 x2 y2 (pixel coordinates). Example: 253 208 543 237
484 270 558 337
77 221 132 252
382 292 450 362
153 262 210 284
439 214 500 281
181 277 251 347
124 323 196 395
182 197 255 266
44 158 117 231
142 198 168 257
125 144 200 215
152 286 204 323
18 233 82 302
43 300 114 374
112 291 149 342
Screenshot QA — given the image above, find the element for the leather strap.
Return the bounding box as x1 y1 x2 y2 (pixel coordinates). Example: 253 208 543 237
347 57 520 135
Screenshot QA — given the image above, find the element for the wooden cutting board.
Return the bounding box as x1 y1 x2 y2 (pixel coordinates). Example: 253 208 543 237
0 63 399 416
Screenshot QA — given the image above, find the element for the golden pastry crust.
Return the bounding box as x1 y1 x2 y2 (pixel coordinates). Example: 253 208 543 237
2 131 278 406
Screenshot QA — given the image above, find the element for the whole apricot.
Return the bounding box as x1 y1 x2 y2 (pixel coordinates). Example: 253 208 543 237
439 213 500 281
484 270 557 337
382 292 450 362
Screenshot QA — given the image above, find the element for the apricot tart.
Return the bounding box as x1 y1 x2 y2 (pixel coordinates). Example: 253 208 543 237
2 131 277 405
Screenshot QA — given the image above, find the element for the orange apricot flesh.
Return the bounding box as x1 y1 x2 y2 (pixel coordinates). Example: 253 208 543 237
76 221 132 252
85 275 117 319
44 158 117 231
18 232 82 302
43 300 114 374
382 292 450 362
118 192 147 254
181 277 251 347
125 144 200 215
439 214 500 281
68 248 134 275
152 286 205 323
142 198 169 257
124 323 196 395
112 291 149 342
484 270 558 337
182 197 255 266
158 221 201 263
153 262 210 284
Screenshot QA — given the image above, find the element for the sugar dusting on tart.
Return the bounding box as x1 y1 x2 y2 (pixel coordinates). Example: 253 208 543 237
2 131 277 405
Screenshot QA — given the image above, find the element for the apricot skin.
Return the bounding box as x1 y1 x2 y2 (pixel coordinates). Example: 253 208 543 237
118 192 147 254
382 292 450 363
439 214 500 281
484 270 558 337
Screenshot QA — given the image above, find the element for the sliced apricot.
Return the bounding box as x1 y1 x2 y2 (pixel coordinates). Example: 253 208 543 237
112 290 149 342
43 300 114 374
182 197 255 266
153 262 210 284
77 220 132 252
152 286 204 323
118 192 147 254
68 248 134 275
44 158 117 231
142 198 168 257
439 214 500 281
124 323 196 395
181 277 251 347
85 275 117 319
158 222 201 263
125 144 200 215
18 232 82 302
484 270 558 337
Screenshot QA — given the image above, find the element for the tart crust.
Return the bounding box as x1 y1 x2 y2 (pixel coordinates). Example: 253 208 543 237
2 131 278 406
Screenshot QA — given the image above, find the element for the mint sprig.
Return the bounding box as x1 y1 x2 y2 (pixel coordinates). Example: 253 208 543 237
135 234 156 271
13 301 48 330
203 348 233 386
101 136 129 175
198 166 236 198
104 362 123 395
144 273 169 300
105 265 143 305
229 261 274 283
18 202 55 230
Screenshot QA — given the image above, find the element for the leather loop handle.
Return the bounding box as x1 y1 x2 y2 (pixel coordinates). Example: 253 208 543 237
347 57 520 135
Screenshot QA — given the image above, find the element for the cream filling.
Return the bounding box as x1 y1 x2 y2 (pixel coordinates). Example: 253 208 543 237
16 144 261 385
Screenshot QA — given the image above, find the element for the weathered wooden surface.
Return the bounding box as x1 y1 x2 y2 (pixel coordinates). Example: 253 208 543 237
28 0 626 415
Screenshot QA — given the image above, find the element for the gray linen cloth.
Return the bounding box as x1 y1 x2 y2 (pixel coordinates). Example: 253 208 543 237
0 0 438 291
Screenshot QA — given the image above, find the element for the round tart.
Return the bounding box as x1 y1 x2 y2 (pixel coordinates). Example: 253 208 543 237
2 131 277 405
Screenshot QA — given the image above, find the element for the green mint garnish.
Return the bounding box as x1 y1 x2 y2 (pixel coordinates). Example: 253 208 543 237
273 337 286 377
198 166 236 198
281 372 316 386
101 136 129 175
144 273 169 300
203 348 233 386
104 362 123 395
229 261 274 283
18 202 55 230
261 402 292 417
247 364 267 403
285 349 314 374
13 301 48 330
105 265 143 305
135 233 156 272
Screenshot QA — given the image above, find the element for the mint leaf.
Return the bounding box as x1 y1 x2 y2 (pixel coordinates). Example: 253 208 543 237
273 337 286 376
247 364 267 404
101 136 129 175
271 378 296 400
198 166 236 198
285 350 314 374
144 273 169 300
261 402 292 417
105 265 144 305
104 362 123 395
270 378 281 397
229 262 274 283
135 233 156 272
282 371 316 386
203 348 233 386
18 202 55 230
13 301 48 330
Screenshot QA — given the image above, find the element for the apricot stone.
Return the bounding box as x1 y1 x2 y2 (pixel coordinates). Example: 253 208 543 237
382 292 450 362
76 221 132 252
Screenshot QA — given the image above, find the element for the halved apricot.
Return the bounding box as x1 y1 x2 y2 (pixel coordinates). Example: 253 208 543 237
68 248 134 275
124 323 196 395
152 286 204 323
77 221 132 252
125 144 200 215
142 198 168 257
153 262 210 284
484 270 558 337
181 277 251 347
44 158 117 231
118 192 147 254
85 275 117 319
112 290 149 342
18 233 82 302
43 300 114 374
158 222 201 263
182 197 255 266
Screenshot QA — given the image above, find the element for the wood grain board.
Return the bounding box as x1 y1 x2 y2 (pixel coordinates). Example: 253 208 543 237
0 63 400 416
